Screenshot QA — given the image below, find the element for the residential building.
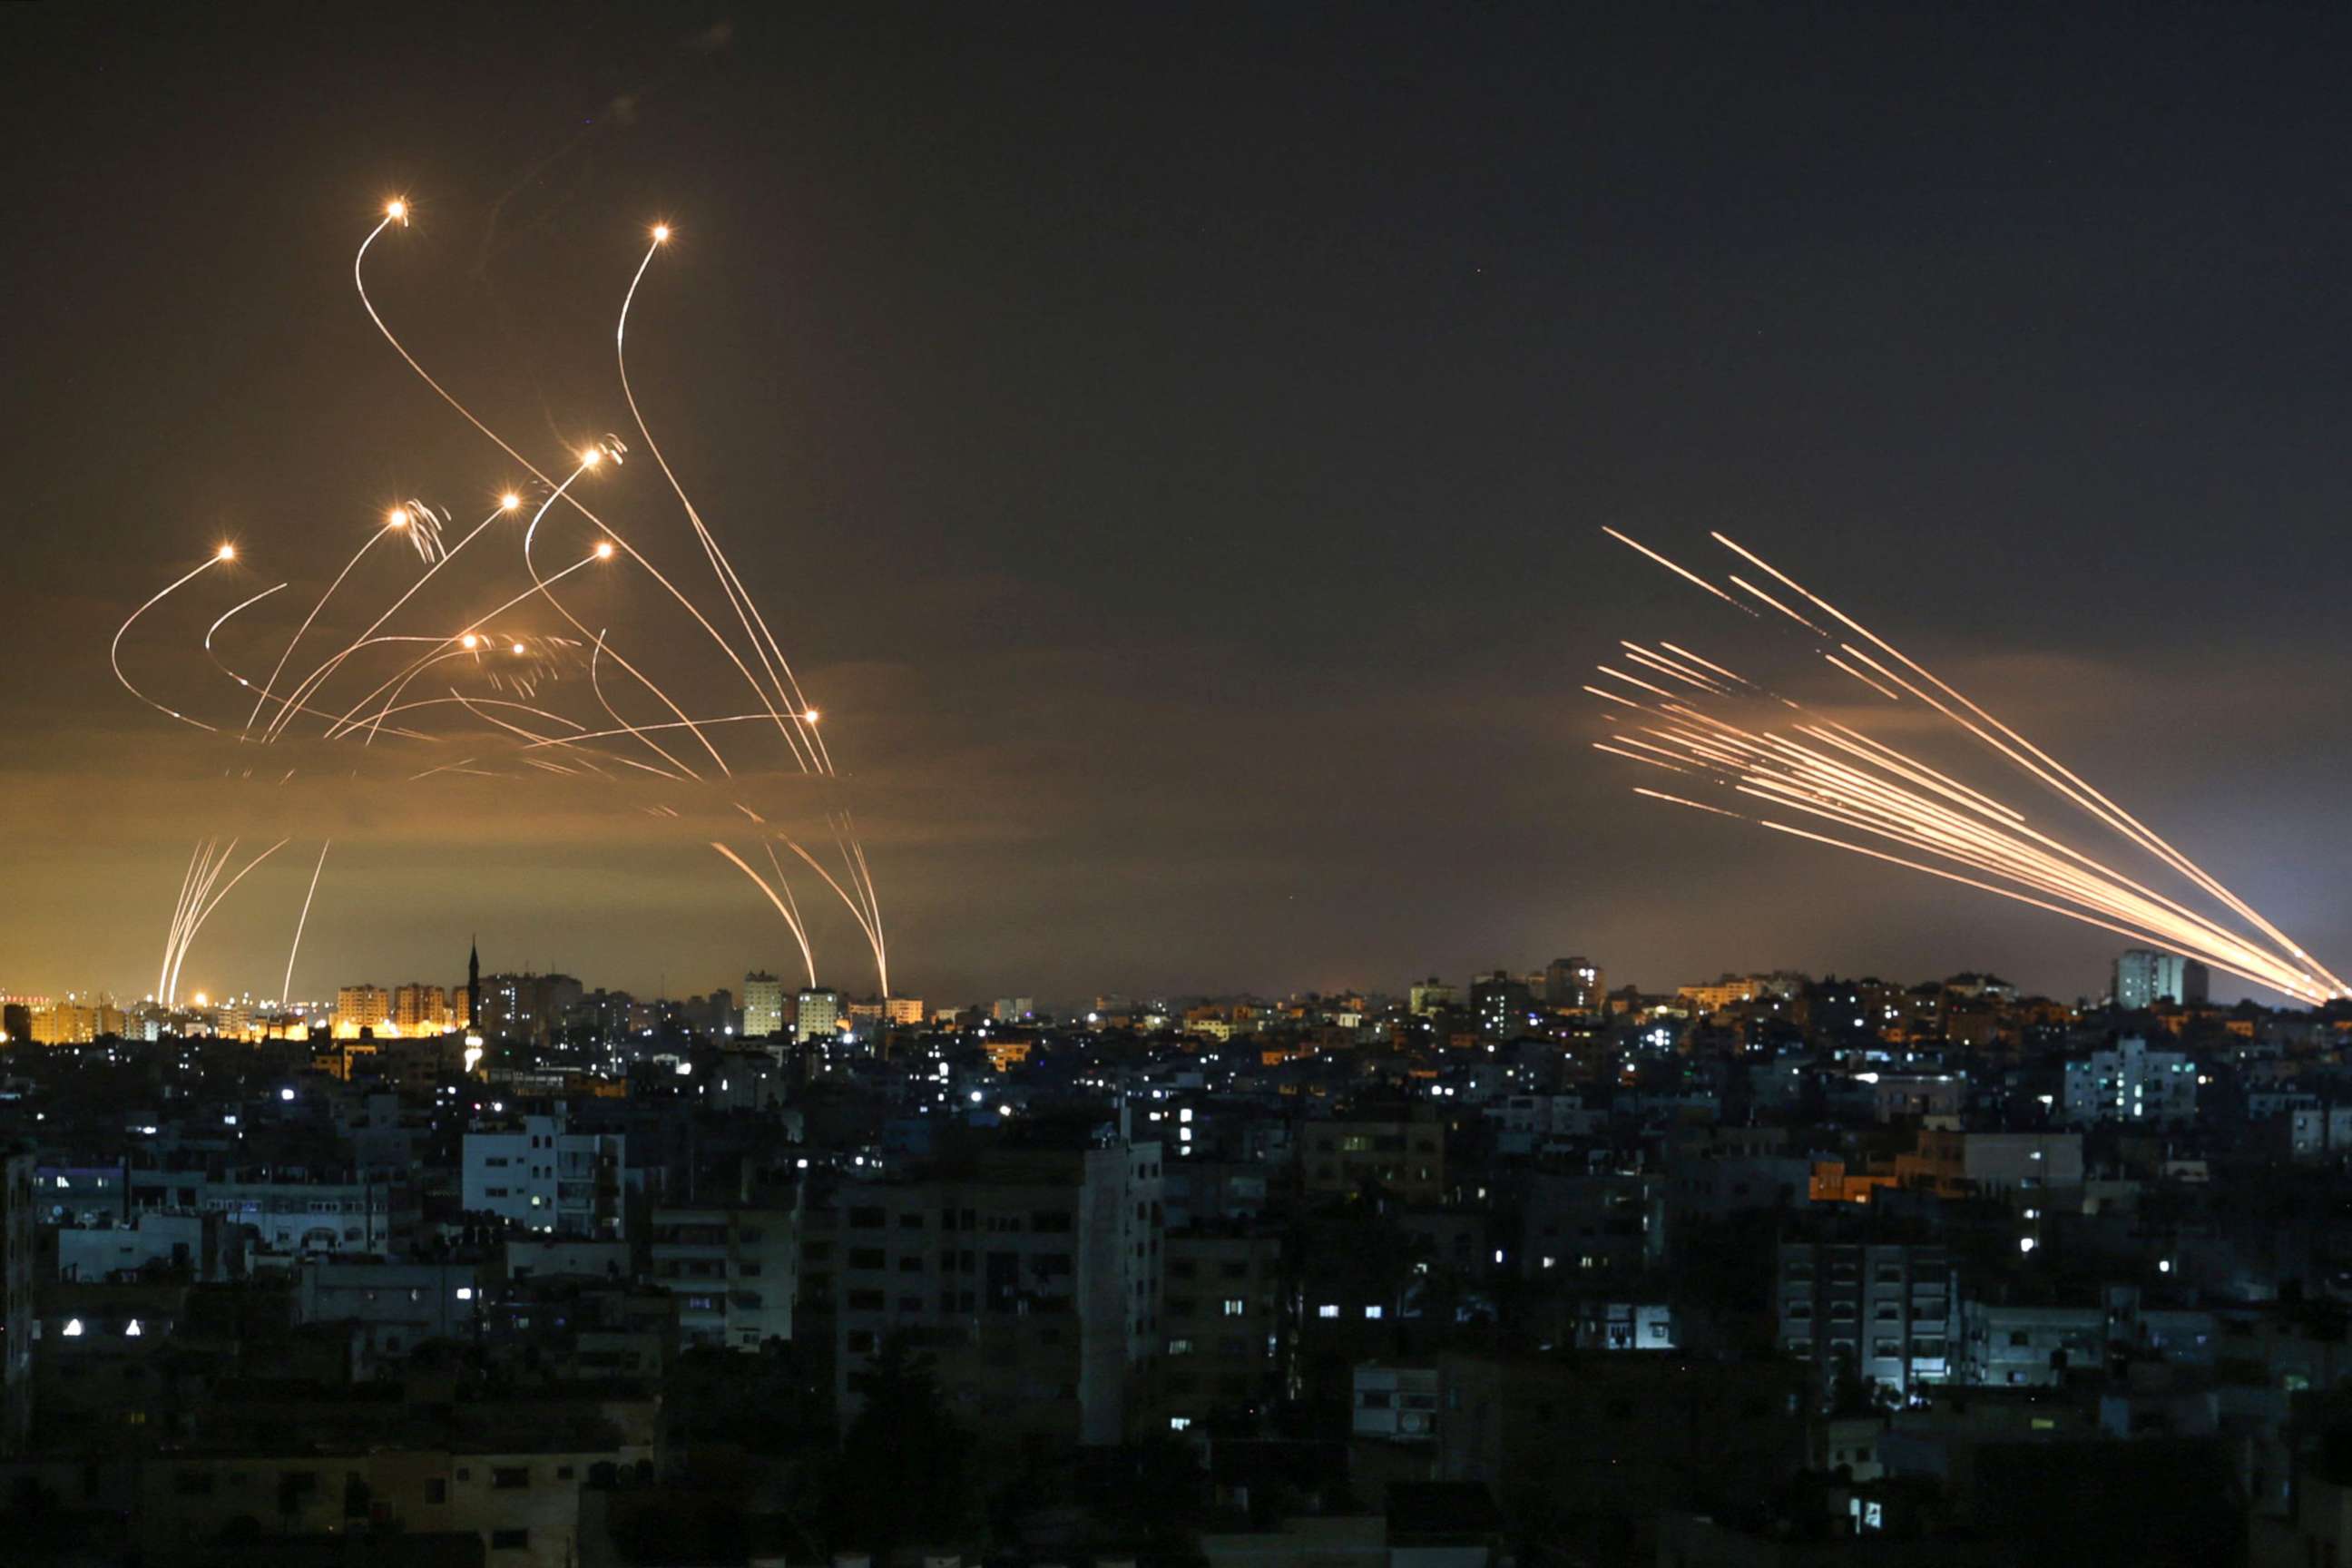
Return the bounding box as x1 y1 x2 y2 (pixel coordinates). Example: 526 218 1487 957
336 985 392 1035
1408 980 1461 1016
830 1139 1165 1445
1544 956 1605 1011
477 972 585 1046
57 1210 239 1283
1352 1362 1441 1442
132 1170 418 1258
2113 949 2210 1009
1958 1301 2101 1387
0 1152 29 1453
795 986 844 1043
462 1112 626 1239
1574 1300 1677 1352
1161 1226 1282 1430
391 982 452 1033
295 1259 485 1365
1778 1238 1955 1398
1301 1112 1446 1205
649 1201 798 1348
741 971 787 1039
28 998 126 1044
1470 972 1536 1040
2063 1036 2198 1126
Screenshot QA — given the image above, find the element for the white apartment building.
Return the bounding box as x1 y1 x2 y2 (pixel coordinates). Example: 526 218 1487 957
462 1112 626 1239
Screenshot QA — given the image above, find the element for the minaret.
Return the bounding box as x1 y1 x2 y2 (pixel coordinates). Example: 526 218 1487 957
461 936 485 1075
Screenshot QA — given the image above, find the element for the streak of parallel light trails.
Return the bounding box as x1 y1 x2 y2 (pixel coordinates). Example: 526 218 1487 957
1593 528 2344 1005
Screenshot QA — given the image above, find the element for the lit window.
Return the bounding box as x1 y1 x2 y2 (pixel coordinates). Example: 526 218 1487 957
1318 1303 1339 1319
1364 1305 1384 1320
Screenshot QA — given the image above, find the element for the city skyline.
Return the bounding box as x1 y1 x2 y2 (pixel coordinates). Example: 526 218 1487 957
9 5 2352 1007
7 9 2351 1562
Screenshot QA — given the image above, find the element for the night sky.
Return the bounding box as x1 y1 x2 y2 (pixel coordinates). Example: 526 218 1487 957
6 4 2351 1008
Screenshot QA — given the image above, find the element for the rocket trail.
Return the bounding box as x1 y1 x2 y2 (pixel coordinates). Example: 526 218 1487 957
114 547 238 731
243 511 405 740
262 497 518 745
282 840 331 1001
710 842 819 990
1592 526 2343 1004
619 233 826 776
358 214 790 780
110 195 901 1004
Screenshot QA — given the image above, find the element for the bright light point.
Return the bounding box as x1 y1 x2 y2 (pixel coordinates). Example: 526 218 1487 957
387 508 408 528
652 224 671 243
510 642 526 656
802 708 819 723
386 200 407 220
215 544 236 561
579 448 603 468
593 541 615 559
461 634 480 650
191 992 208 1007
500 492 522 511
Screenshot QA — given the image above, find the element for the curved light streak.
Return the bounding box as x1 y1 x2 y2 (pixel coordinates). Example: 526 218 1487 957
113 550 236 731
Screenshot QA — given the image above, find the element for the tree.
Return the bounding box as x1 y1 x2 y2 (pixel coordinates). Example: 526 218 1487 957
822 1334 977 1554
